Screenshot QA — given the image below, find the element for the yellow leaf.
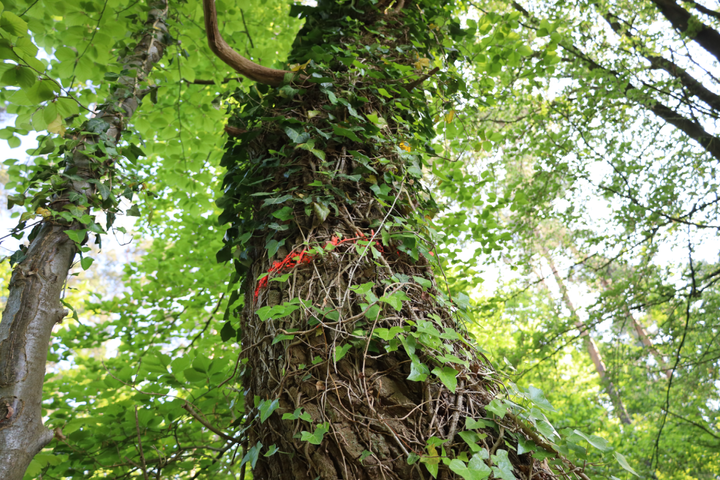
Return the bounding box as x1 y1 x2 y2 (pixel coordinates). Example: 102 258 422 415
444 110 455 123
289 59 311 72
425 445 440 464
47 114 66 136
414 57 430 71
35 207 51 218
399 142 411 152
366 175 377 184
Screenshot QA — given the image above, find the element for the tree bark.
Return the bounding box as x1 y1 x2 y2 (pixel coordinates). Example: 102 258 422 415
216 0 578 478
649 0 720 63
0 3 168 478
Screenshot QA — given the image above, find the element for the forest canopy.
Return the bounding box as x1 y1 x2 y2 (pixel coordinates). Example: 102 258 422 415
0 0 718 479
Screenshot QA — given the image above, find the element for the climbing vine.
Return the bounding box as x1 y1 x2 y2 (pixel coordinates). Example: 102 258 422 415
213 0 631 478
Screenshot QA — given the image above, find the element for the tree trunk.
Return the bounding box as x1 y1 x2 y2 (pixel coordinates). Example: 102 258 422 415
597 277 672 380
216 1 582 479
0 3 168 478
539 252 632 425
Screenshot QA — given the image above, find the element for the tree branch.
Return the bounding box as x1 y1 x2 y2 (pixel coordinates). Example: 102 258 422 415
602 11 720 115
649 0 720 63
202 0 291 86
181 402 243 445
564 42 720 161
183 77 243 85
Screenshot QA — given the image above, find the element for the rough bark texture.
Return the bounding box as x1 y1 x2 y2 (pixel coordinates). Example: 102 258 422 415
0 3 168 478
217 1 581 479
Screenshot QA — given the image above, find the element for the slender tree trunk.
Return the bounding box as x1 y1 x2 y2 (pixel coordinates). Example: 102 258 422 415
596 277 672 380
217 1 577 478
0 3 168 478
563 243 673 380
537 250 632 425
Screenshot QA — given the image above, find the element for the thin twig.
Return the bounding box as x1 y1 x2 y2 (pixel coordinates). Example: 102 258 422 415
182 402 243 444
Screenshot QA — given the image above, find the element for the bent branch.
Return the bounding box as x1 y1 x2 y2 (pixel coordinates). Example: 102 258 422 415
202 0 291 87
602 11 720 115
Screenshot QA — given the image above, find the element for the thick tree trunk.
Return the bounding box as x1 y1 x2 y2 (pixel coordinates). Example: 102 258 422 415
217 1 580 479
0 3 168 478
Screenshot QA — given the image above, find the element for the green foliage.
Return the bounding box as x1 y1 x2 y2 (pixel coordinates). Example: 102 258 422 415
1 0 716 478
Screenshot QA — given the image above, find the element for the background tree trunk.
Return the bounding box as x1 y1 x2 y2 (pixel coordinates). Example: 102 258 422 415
0 3 168 478
539 249 632 425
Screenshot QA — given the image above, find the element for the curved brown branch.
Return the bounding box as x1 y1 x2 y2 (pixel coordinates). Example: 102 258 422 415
202 0 290 86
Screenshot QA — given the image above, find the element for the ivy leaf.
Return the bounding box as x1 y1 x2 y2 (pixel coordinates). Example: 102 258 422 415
359 450 372 464
432 366 458 393
266 239 283 258
485 399 507 418
413 276 432 289
407 359 429 381
333 125 362 142
516 436 536 455
220 321 236 342
573 429 611 452
448 453 491 480
334 343 352 362
272 206 294 221
490 450 516 480
301 423 329 445
80 256 94 271
379 291 409 311
458 431 484 452
264 444 279 457
285 126 309 144
126 205 141 216
241 441 263 469
465 417 494 430
312 202 330 224
63 229 86 244
527 385 555 412
258 398 279 423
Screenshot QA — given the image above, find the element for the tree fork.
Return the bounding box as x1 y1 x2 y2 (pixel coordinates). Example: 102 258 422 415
0 2 168 478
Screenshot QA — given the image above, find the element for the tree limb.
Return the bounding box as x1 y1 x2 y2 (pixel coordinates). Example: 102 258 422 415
602 11 720 115
649 0 720 63
202 0 291 86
